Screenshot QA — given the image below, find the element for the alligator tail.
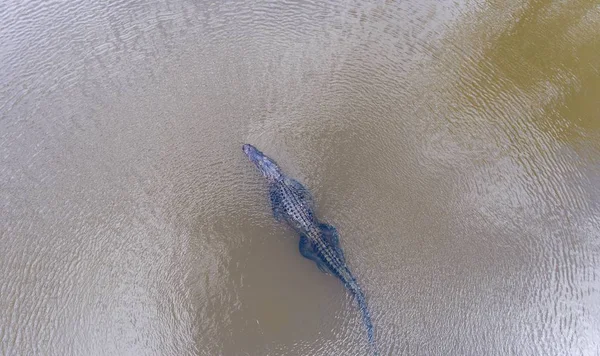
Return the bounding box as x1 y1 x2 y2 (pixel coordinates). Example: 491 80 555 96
345 272 379 356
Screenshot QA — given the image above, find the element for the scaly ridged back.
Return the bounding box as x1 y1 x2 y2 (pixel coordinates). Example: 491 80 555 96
245 145 377 355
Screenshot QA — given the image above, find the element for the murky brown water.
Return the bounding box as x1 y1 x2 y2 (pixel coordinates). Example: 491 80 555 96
1 1 599 355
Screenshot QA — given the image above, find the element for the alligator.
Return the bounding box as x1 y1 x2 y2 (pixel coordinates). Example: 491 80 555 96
242 143 377 355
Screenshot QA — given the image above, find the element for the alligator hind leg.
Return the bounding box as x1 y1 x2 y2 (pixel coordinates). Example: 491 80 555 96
319 223 345 263
319 223 339 245
299 235 331 274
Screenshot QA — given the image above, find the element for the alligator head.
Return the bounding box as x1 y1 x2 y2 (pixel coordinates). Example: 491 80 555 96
243 144 283 182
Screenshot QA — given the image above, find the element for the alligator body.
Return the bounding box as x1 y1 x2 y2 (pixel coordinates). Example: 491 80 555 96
242 143 377 354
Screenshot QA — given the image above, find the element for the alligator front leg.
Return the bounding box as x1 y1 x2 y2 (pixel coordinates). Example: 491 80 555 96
269 185 284 222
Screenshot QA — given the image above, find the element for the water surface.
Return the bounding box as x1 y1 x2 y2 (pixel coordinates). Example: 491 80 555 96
1 1 599 355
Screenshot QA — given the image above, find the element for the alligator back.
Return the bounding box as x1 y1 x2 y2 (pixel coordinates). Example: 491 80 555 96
269 177 317 234
274 180 379 354
244 144 377 354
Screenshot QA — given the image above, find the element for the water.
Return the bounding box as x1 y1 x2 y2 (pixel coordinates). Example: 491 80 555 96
1 1 599 355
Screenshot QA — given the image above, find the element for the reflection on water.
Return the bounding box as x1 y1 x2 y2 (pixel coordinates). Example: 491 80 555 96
1 1 599 355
